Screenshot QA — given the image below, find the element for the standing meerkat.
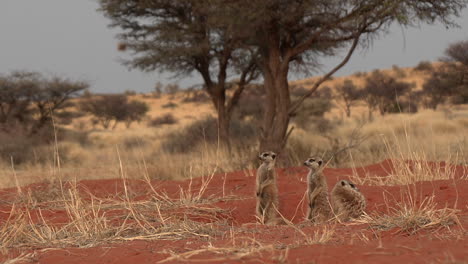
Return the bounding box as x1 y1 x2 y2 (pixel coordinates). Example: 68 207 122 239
304 157 332 223
331 180 366 222
256 151 281 225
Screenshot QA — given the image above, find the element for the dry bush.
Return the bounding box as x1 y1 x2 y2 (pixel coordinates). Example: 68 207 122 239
0 172 230 250
360 194 459 235
161 117 256 154
162 102 178 109
148 114 178 127
392 65 407 78
414 61 434 72
182 90 210 103
353 71 367 77
287 108 468 169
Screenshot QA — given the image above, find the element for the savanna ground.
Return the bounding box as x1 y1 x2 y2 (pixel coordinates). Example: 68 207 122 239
1 66 467 263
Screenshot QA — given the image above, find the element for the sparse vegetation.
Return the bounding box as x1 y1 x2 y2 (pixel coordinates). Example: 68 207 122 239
148 114 178 127
360 195 459 235
80 95 149 129
334 80 361 118
0 71 88 134
414 60 434 72
162 102 178 109
363 70 415 118
161 117 256 154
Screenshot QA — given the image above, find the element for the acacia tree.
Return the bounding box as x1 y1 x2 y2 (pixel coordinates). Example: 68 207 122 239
363 70 414 116
421 69 457 109
0 71 87 134
98 0 259 150
441 40 468 104
80 95 149 129
99 0 466 154
227 0 467 153
334 79 361 118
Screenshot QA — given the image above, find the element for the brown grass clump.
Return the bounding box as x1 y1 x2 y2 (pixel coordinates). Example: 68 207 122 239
148 114 178 127
359 194 459 235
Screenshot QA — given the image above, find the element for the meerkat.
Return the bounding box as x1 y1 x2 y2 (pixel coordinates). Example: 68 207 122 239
304 157 332 224
256 151 281 225
331 180 366 222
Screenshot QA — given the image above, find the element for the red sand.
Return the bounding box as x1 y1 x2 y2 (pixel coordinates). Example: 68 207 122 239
1 160 467 263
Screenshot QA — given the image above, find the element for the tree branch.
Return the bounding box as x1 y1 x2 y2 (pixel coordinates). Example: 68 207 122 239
226 60 258 115
289 28 364 115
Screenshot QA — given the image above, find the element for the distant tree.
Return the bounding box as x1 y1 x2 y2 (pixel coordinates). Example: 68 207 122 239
0 71 87 134
363 70 414 118
124 90 137 96
154 82 163 98
441 40 468 104
124 100 149 128
414 61 434 72
334 80 361 118
80 95 149 129
392 65 407 78
30 76 89 133
292 87 333 129
164 84 180 99
444 40 468 65
418 40 468 109
421 69 457 109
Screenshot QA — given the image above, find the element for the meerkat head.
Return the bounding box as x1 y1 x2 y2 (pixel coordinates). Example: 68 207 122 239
338 180 360 191
258 151 277 164
303 157 323 171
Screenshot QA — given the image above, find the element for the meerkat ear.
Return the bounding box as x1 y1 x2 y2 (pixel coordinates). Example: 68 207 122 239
271 154 276 159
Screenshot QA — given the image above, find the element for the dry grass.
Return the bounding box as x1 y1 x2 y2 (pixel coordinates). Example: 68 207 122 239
2 106 466 189
359 194 460 235
289 107 468 169
0 64 466 189
158 242 277 263
0 168 229 251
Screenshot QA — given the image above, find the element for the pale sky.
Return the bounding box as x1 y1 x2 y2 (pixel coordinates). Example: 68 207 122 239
1 0 467 93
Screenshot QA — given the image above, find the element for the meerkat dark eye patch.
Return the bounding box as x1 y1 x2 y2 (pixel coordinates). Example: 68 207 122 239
341 181 346 186
262 153 268 157
310 158 315 162
349 183 356 189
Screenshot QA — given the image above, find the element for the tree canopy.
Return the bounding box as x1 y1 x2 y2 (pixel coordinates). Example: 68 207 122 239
99 0 468 154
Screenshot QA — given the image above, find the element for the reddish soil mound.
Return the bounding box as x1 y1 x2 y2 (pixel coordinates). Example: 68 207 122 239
1 160 467 263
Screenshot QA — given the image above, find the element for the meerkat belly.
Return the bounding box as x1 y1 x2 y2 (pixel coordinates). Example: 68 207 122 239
260 184 278 204
312 193 330 210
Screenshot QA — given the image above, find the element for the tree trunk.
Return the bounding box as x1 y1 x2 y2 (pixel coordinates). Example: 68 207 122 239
217 99 231 152
345 105 351 118
209 86 231 152
258 43 291 155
